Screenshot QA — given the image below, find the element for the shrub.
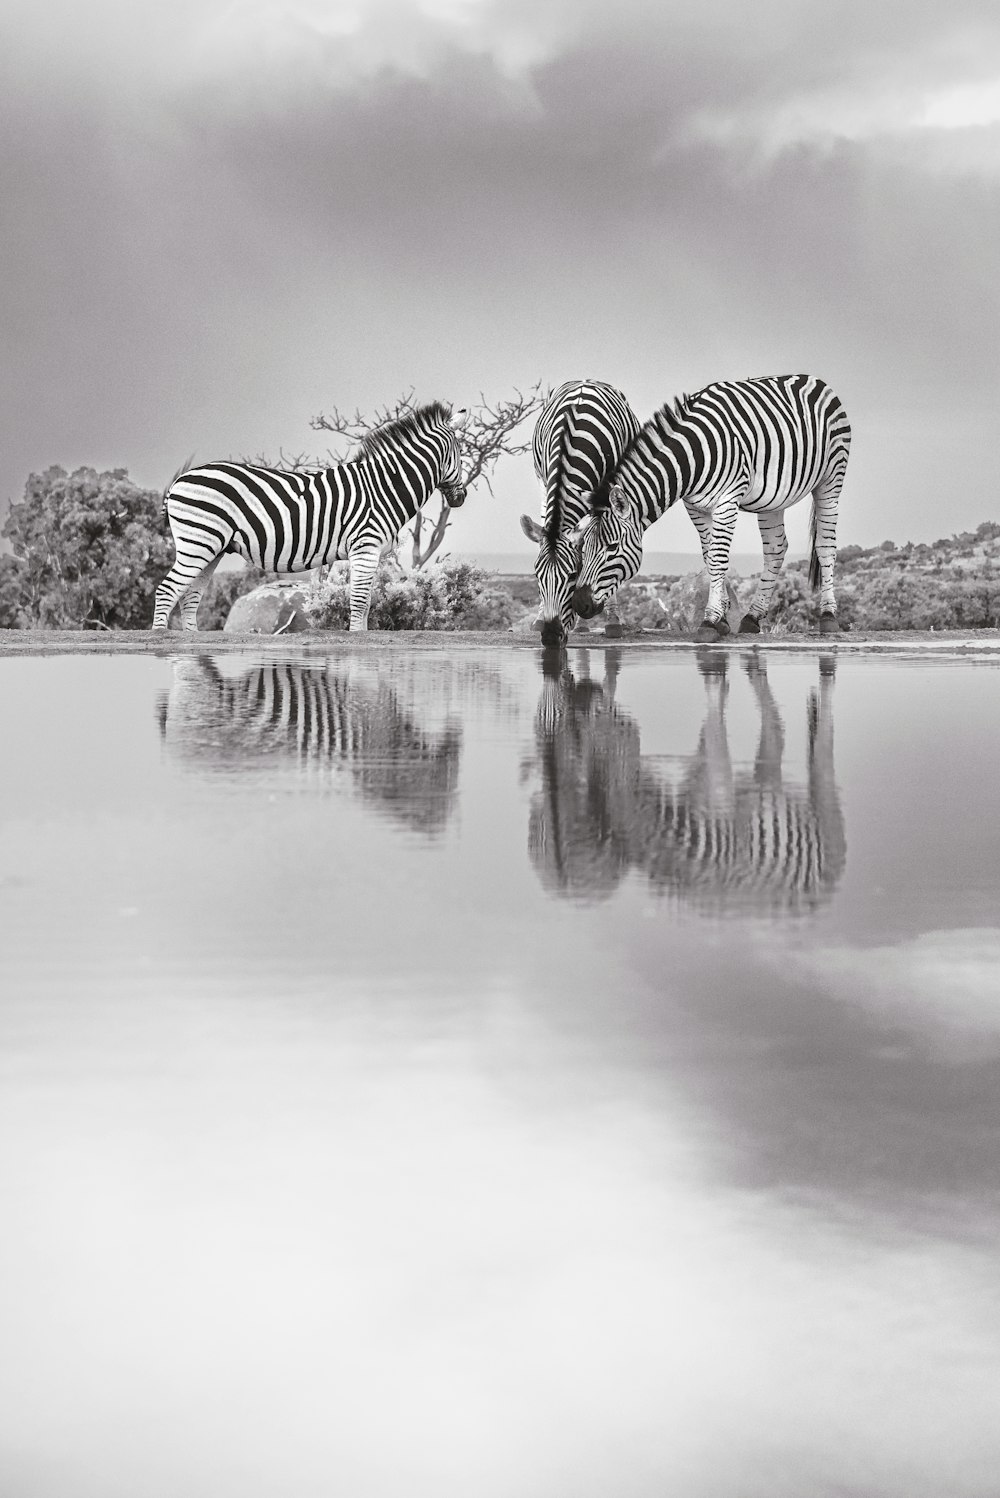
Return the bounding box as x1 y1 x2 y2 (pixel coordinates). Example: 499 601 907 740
305 559 516 631
2 466 173 628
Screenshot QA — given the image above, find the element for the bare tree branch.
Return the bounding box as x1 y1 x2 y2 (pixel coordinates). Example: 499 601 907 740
308 382 549 568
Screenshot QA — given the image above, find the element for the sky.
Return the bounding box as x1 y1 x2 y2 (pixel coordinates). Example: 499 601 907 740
2 0 999 559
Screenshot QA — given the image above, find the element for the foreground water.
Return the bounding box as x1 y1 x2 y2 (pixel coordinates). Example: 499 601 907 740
1 644 999 1498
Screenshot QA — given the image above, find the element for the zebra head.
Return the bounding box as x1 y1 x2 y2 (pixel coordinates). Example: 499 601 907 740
572 482 643 619
519 512 581 647
437 405 469 508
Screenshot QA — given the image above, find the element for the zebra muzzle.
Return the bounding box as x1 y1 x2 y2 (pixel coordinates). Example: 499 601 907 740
571 584 604 619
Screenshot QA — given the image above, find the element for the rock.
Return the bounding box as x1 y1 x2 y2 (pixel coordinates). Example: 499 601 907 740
224 584 311 634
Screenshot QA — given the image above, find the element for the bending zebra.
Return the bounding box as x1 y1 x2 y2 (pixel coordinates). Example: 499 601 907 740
157 656 462 835
519 379 640 647
153 402 468 632
571 374 851 641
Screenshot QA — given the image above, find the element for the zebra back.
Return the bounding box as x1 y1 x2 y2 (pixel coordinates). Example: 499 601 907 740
605 373 851 526
532 380 640 537
164 402 465 575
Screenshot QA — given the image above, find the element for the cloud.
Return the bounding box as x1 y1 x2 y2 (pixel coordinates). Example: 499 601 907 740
2 0 1000 545
786 929 1000 1059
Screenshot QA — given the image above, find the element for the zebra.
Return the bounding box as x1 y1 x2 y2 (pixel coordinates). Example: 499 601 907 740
570 374 851 642
519 379 641 647
157 656 462 835
152 402 468 632
526 647 845 915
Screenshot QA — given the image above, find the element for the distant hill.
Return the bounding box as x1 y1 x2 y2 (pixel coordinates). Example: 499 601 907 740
832 523 1000 577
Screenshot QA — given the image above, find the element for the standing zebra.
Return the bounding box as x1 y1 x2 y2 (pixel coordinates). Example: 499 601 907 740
153 402 468 631
571 374 851 641
519 379 640 647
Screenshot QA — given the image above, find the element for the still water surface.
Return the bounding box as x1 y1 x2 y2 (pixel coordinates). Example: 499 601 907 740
1 645 999 1497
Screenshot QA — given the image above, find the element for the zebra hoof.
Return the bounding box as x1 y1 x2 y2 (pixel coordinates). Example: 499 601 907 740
737 614 761 635
818 612 841 635
604 619 623 639
694 617 730 643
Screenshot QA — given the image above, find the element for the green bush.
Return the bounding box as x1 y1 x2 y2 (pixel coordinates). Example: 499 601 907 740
305 559 516 631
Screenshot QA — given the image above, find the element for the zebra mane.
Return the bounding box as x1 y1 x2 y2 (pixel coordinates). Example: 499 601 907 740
543 405 573 547
588 424 650 512
355 401 453 460
587 388 703 512
654 391 698 430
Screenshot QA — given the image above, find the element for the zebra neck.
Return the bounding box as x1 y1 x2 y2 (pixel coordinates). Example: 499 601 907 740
348 450 439 517
627 421 710 521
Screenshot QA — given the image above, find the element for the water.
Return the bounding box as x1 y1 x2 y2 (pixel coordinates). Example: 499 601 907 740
1 644 999 1498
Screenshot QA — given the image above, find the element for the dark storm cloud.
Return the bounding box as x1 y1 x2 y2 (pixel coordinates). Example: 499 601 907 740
2 0 999 546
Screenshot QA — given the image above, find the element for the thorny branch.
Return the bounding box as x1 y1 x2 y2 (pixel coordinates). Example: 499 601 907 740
309 382 549 569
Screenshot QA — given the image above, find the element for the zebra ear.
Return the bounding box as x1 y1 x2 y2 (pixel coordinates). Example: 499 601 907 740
609 482 630 517
450 407 470 429
520 513 545 544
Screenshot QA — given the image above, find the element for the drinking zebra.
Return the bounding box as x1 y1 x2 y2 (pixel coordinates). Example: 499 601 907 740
526 648 845 915
152 402 468 632
570 374 851 641
157 656 462 835
519 379 640 646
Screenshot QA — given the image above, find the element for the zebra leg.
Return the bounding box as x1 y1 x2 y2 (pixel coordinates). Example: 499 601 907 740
684 500 713 570
176 554 225 633
811 472 843 631
347 544 382 631
696 494 739 641
153 553 217 631
740 512 789 633
685 502 727 640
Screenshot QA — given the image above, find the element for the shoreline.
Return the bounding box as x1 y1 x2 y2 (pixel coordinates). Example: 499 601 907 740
1 628 999 659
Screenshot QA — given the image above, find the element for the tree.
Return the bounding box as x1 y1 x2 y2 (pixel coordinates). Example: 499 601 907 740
309 384 548 569
1 466 174 629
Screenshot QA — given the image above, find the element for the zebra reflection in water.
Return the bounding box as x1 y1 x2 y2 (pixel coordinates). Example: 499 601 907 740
157 657 461 836
527 648 845 914
527 649 641 898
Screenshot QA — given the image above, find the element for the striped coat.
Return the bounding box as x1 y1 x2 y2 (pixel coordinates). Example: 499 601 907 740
153 402 468 631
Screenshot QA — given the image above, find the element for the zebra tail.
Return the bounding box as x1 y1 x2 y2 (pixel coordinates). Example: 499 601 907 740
808 499 821 591
162 454 197 518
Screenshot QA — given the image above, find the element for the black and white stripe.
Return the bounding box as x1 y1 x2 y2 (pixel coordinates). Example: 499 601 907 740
519 379 640 646
153 402 468 631
572 374 851 639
